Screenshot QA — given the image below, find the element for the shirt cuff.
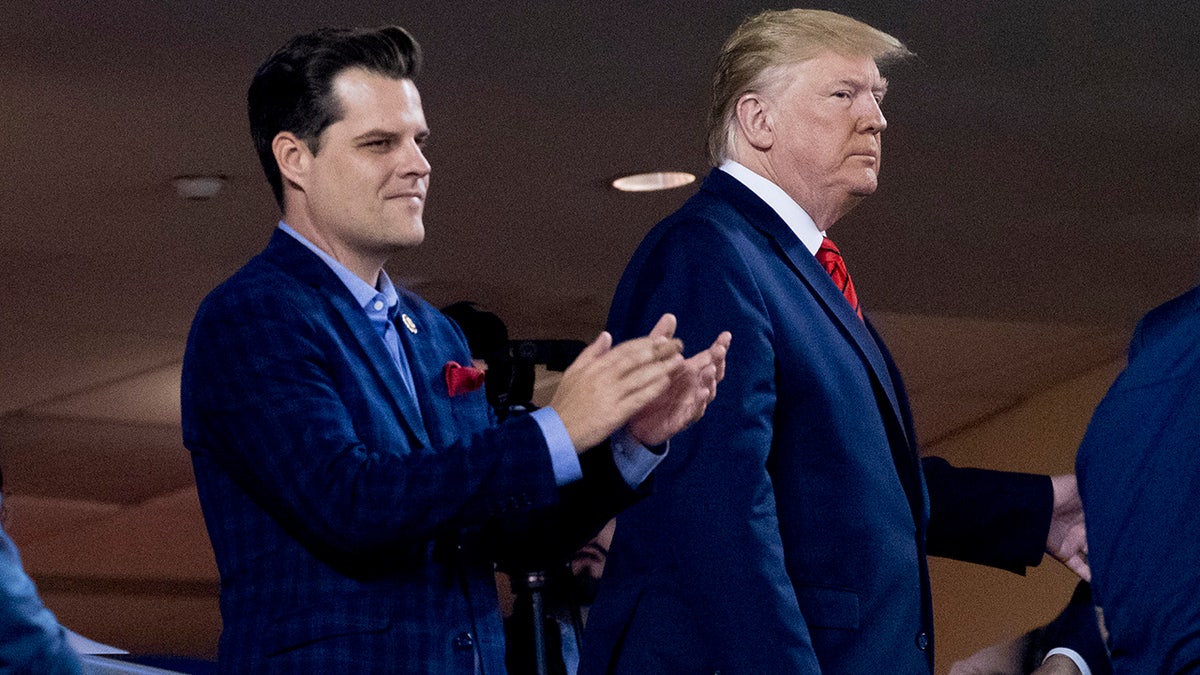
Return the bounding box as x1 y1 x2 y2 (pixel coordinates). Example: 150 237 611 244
610 428 667 488
1045 648 1091 675
531 407 583 486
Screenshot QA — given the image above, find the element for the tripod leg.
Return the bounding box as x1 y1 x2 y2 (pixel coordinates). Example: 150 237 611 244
524 571 550 675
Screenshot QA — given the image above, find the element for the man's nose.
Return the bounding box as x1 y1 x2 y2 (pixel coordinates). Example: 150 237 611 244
398 141 431 177
860 97 886 133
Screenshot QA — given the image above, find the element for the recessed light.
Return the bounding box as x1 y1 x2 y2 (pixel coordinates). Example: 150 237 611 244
172 175 227 201
611 171 696 193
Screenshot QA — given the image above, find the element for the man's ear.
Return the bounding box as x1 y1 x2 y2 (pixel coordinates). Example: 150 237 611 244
273 131 312 194
734 92 774 152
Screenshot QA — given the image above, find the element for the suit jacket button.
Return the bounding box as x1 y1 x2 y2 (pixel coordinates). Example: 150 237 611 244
915 631 929 651
453 632 475 651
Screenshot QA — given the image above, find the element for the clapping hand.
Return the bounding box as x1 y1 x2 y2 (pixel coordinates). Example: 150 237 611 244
628 315 730 446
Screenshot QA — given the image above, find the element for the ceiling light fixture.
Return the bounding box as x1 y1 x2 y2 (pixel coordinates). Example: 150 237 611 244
172 174 227 201
611 171 696 193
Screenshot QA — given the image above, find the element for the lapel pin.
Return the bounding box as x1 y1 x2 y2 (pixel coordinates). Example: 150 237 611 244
402 313 418 334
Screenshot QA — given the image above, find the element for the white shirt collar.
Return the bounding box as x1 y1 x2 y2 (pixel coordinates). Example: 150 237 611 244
718 160 825 255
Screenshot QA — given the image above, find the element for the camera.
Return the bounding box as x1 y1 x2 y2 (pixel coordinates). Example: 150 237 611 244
489 339 586 417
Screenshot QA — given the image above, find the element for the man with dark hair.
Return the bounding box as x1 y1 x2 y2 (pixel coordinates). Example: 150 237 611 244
182 26 728 672
246 26 423 210
582 9 1085 674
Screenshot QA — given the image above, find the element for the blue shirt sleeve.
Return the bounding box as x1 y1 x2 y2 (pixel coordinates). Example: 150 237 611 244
609 428 666 488
531 408 665 488
531 407 583 485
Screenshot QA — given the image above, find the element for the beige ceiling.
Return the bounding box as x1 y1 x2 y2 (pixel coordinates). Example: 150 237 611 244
0 0 1196 664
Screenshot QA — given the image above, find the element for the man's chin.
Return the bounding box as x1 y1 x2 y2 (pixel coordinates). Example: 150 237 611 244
386 222 425 249
848 177 879 197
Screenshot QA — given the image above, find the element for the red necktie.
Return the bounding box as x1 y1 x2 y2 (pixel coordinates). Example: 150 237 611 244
816 237 863 320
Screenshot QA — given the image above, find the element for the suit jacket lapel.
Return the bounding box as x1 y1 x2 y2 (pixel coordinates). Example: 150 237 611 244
391 293 455 450
261 230 432 449
701 170 911 443
329 289 433 449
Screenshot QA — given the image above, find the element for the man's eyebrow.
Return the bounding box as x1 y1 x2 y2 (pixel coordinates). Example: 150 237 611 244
351 127 431 142
833 77 888 95
351 129 398 142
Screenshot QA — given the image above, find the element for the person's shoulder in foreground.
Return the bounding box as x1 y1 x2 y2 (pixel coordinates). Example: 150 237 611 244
1077 283 1200 674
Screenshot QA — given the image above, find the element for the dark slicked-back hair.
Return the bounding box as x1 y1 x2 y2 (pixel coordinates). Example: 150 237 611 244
248 26 423 208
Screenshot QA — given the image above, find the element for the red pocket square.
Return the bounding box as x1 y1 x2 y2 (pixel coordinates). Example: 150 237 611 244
444 361 486 396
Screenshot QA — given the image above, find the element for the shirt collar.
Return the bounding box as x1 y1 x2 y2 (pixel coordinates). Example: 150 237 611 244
277 221 399 315
718 160 825 255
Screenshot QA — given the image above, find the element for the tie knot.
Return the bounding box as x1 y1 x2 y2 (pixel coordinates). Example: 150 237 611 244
817 237 842 259
814 237 863 320
815 237 844 276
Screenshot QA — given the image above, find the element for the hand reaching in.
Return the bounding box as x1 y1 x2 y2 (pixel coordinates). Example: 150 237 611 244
1047 474 1090 582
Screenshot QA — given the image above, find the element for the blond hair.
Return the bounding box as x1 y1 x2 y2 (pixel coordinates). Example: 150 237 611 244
706 9 912 165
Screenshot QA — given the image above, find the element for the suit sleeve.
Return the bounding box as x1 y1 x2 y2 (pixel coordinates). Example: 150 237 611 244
923 456 1052 573
495 438 648 572
607 218 821 671
183 284 564 556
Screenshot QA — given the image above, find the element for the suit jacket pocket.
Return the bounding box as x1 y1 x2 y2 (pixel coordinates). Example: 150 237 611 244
262 596 392 657
794 584 860 631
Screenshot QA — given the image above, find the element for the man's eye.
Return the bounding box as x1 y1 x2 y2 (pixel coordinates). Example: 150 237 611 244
833 91 851 99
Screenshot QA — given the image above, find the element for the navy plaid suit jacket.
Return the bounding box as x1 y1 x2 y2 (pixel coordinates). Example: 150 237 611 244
182 230 633 673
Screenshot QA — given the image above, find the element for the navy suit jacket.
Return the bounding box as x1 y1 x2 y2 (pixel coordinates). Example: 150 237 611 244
1077 284 1200 673
182 230 637 673
581 169 1052 674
